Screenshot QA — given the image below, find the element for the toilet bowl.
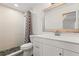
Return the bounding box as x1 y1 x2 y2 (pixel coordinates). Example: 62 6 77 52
21 43 33 56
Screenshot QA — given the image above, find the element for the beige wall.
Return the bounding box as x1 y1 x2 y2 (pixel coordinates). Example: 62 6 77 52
0 5 25 51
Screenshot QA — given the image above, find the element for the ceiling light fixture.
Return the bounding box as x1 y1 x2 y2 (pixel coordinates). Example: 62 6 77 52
14 4 18 7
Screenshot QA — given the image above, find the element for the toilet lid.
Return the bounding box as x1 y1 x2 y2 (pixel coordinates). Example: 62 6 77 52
21 43 32 50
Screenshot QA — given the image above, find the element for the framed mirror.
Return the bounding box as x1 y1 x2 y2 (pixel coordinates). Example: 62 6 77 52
43 4 79 33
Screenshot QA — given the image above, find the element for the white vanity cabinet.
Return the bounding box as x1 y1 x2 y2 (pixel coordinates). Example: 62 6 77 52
30 35 79 56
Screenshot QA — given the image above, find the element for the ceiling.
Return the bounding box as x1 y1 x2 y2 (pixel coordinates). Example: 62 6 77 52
0 3 49 13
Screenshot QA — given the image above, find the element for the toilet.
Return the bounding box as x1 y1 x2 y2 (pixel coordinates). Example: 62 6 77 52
21 43 33 56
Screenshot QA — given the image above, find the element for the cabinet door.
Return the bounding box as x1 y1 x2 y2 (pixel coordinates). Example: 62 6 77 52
33 41 43 56
43 44 62 56
63 50 79 56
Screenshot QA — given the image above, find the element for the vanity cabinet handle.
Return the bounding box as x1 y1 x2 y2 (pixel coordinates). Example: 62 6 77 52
59 53 62 56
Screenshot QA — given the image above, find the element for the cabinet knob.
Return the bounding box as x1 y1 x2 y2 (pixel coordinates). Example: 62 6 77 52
59 53 62 56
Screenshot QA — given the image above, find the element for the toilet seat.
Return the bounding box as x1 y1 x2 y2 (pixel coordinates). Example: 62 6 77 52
21 43 32 50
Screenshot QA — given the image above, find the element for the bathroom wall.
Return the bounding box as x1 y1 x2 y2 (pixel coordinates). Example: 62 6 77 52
31 3 79 36
0 5 25 51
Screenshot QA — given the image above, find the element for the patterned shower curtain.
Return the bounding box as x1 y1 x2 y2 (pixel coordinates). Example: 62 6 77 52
25 10 32 43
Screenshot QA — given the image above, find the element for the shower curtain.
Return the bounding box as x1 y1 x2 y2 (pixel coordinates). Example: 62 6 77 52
25 10 32 43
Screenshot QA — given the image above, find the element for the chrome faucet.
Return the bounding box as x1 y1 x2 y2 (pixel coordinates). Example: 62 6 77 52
55 30 61 36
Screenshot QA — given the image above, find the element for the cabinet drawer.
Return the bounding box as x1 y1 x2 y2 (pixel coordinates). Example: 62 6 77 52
43 38 62 47
32 41 39 47
31 37 43 43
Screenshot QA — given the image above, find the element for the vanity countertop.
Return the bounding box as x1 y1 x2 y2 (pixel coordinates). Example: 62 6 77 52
30 34 79 44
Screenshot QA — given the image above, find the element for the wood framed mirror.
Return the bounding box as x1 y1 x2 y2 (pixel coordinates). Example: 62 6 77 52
43 3 79 33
